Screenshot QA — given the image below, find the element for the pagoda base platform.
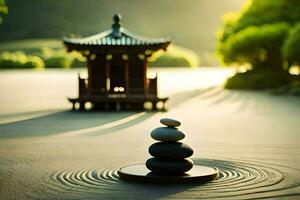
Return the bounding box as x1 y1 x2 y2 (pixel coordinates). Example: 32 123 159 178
68 96 168 111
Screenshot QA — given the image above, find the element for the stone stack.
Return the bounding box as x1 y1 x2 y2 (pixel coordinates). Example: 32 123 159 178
146 118 194 175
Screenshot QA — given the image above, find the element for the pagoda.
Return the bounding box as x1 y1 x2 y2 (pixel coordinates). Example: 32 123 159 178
64 14 170 111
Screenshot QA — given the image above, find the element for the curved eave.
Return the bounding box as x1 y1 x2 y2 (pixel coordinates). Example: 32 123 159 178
64 40 171 53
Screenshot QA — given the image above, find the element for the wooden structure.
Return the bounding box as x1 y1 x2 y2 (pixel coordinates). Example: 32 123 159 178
64 14 171 111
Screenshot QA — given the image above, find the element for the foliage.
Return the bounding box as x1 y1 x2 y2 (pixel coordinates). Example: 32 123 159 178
219 23 290 69
0 0 8 25
271 75 300 95
35 47 83 69
149 44 200 67
0 0 247 64
44 55 73 69
0 47 85 69
283 23 300 65
0 40 198 68
217 0 300 68
149 53 190 68
70 59 85 68
217 0 300 89
225 70 291 90
289 84 300 96
0 51 44 69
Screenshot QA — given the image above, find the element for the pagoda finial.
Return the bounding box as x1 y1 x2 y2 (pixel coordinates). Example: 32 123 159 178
113 14 122 23
112 14 122 38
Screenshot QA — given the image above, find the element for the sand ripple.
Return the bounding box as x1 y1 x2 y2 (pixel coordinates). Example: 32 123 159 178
38 158 300 199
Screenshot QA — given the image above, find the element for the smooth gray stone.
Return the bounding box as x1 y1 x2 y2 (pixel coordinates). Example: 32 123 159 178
149 142 193 159
151 127 185 142
160 118 181 127
146 158 194 175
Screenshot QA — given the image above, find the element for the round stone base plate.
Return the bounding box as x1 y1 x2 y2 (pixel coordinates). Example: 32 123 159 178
118 164 219 183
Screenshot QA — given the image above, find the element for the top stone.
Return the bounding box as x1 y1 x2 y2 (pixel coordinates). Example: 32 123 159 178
160 118 181 127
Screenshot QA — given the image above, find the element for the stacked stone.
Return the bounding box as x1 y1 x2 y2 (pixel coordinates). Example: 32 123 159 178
146 118 194 175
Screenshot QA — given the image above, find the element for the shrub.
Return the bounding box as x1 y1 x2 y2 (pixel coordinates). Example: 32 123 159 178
70 58 85 68
35 48 77 68
289 84 300 96
0 51 44 69
217 0 300 90
34 47 56 59
0 0 8 25
149 44 200 67
44 54 74 68
283 23 300 66
149 53 190 67
225 70 291 89
69 51 86 68
219 23 290 70
24 56 44 69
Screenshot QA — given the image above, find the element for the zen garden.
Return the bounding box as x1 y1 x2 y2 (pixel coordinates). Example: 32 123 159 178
0 0 299 199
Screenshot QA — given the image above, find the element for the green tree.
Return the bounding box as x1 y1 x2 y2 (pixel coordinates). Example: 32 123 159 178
218 0 300 69
217 0 300 89
0 0 8 25
283 23 300 66
220 23 290 70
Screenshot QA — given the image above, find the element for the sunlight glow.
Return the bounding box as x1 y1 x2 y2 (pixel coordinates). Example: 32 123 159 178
149 67 235 96
289 66 300 75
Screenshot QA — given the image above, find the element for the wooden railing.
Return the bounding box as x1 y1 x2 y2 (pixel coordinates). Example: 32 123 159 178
78 74 158 98
148 76 158 96
78 74 87 97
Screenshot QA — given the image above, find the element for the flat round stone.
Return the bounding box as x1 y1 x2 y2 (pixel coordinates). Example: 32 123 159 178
118 164 219 183
160 118 181 127
146 158 193 175
151 127 185 142
149 142 193 159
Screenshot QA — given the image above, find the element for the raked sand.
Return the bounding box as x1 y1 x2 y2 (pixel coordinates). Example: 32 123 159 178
0 68 299 199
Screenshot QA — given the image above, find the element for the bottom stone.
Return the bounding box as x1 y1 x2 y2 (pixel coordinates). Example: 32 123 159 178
146 158 193 175
118 164 219 183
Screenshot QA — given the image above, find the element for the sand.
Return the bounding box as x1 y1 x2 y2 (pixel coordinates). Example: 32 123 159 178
0 68 299 200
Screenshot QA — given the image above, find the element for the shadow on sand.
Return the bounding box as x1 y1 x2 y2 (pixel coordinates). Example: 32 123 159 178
0 111 150 139
0 87 215 139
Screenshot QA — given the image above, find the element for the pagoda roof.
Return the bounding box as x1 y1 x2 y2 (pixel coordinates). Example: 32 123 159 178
64 14 170 52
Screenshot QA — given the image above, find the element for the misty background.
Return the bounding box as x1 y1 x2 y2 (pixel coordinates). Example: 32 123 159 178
0 0 245 65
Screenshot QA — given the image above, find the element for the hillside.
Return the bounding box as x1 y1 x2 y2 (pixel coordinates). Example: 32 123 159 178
0 0 245 62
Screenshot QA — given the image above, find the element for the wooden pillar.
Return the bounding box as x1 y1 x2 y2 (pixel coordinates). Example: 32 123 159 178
152 102 157 111
87 57 92 93
105 59 110 95
143 58 147 97
79 102 85 110
78 74 86 97
124 60 129 95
